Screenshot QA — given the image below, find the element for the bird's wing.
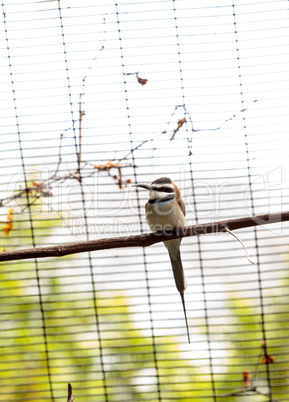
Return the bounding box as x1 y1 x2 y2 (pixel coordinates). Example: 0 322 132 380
177 198 186 217
145 201 150 214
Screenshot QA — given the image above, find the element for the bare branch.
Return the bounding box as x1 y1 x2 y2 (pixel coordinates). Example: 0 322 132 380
67 383 74 402
50 130 66 181
0 211 288 262
170 100 259 141
221 387 278 401
118 139 151 162
78 92 85 175
119 100 259 163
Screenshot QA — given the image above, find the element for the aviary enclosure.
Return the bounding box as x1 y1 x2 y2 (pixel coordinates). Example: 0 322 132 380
1 0 289 401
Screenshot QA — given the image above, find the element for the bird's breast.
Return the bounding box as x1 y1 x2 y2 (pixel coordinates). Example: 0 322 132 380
145 199 185 232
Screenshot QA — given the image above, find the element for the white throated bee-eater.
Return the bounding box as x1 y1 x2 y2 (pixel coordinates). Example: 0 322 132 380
134 177 190 342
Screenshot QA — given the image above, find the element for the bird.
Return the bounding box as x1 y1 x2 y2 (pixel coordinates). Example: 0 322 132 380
133 177 190 342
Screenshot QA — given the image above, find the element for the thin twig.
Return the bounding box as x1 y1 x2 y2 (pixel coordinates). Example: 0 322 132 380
78 92 85 176
216 99 258 131
220 387 256 397
0 188 29 207
21 195 42 212
221 387 278 401
252 354 263 382
67 383 74 402
224 226 255 264
119 100 259 161
50 130 67 181
0 160 131 208
254 390 279 402
118 138 151 162
0 211 288 262
81 16 106 112
0 100 260 208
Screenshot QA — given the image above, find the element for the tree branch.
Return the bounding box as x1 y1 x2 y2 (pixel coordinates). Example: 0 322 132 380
0 211 288 262
67 383 74 402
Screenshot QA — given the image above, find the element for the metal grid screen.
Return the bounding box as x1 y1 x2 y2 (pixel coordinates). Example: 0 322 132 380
1 0 289 401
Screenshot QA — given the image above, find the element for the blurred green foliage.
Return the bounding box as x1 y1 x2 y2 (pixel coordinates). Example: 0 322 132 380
1 201 289 401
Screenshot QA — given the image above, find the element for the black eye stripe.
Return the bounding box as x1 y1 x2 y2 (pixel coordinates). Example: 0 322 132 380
151 186 174 193
149 194 175 204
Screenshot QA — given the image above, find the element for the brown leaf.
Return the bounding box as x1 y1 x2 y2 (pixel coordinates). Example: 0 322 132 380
260 340 274 364
70 172 82 182
178 117 186 128
3 208 13 236
113 176 131 190
261 355 275 364
137 76 148 86
94 160 120 172
94 160 131 190
31 181 53 197
170 117 187 140
242 370 252 387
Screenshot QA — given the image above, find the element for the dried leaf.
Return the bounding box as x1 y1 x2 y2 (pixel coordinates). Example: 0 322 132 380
260 340 274 363
137 76 148 86
170 117 187 140
3 208 13 236
126 72 148 86
261 355 275 364
70 172 82 182
94 160 120 172
113 176 131 190
178 117 186 128
94 160 131 190
242 370 252 387
31 181 53 197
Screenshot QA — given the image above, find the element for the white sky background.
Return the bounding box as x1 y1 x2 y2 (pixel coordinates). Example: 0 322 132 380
1 0 289 385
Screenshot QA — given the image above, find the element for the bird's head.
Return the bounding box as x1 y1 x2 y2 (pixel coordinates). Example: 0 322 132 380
133 177 179 200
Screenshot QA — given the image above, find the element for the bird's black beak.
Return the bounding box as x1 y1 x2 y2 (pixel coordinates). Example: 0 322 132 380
132 184 152 191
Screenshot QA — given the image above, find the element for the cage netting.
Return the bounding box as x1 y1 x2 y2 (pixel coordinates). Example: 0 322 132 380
1 0 289 401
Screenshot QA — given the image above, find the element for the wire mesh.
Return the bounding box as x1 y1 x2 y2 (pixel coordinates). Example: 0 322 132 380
1 0 289 401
